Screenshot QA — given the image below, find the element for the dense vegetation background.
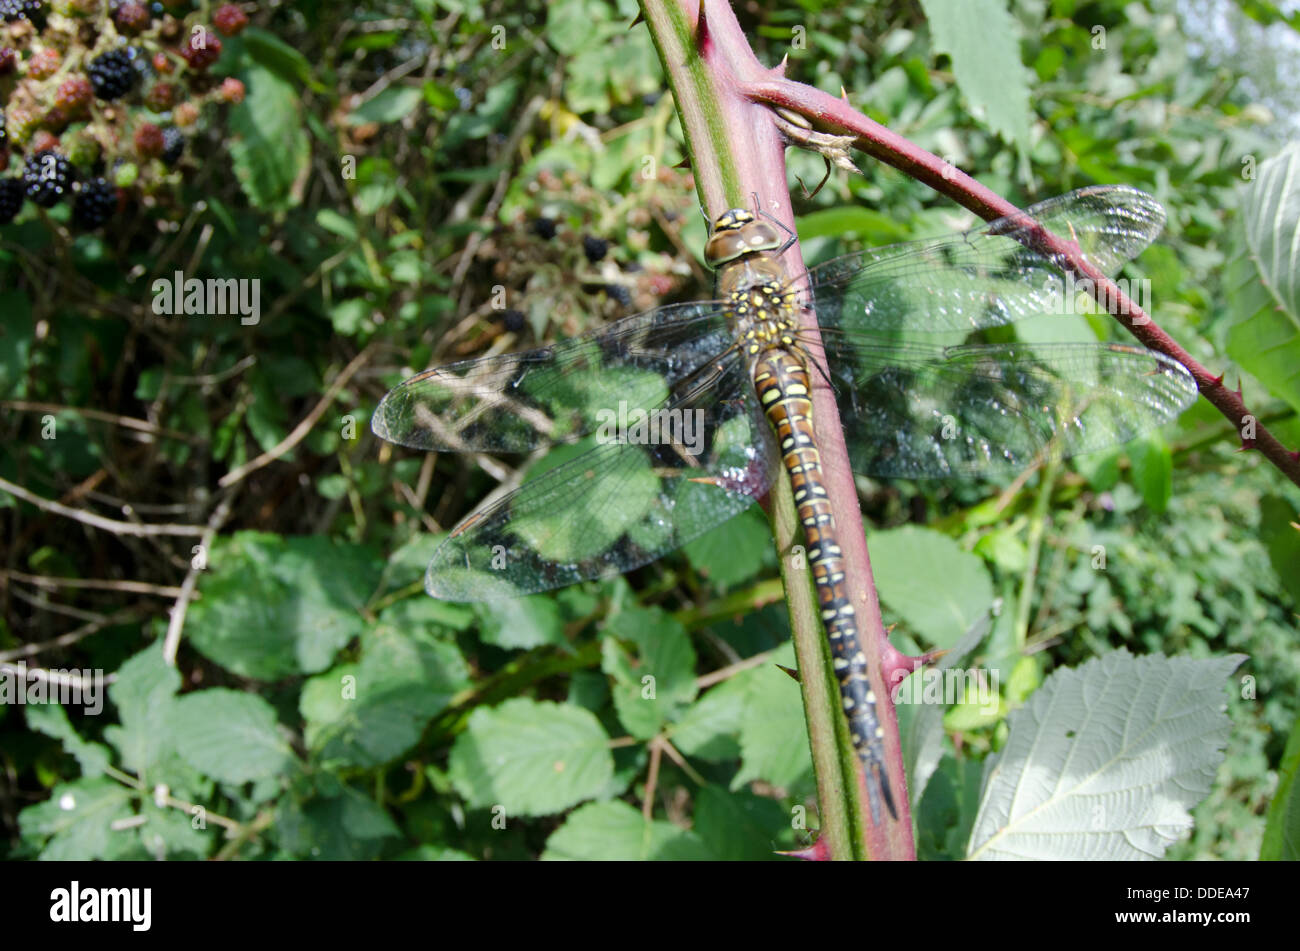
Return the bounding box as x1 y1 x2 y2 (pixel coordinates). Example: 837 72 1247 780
1 0 1297 860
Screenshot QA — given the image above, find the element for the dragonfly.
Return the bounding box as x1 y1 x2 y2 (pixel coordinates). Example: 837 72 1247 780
371 185 1199 825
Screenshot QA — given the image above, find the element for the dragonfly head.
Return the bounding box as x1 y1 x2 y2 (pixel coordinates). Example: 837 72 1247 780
705 208 785 269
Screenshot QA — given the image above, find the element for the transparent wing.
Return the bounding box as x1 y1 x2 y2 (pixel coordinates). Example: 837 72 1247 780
425 352 778 601
807 185 1166 335
371 302 733 453
819 338 1197 478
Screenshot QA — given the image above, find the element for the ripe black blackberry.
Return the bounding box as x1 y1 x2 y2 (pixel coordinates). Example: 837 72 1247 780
0 177 24 224
531 216 557 240
0 0 43 23
160 126 184 166
22 151 76 207
87 49 139 101
500 309 526 333
72 178 116 229
582 235 609 263
604 283 632 307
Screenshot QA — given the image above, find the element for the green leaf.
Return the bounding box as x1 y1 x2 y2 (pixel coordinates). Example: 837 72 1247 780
24 704 111 777
18 778 136 860
187 533 381 680
683 506 772 588
0 291 33 397
448 698 614 817
1127 432 1174 513
348 86 425 125
602 605 697 739
239 26 314 88
967 651 1245 860
1229 141 1300 415
734 644 813 790
692 785 789 860
1259 495 1300 605
476 596 565 649
302 625 470 768
227 64 310 212
920 0 1032 152
870 525 994 647
104 648 182 774
671 675 748 761
1261 714 1300 860
541 800 710 860
278 784 400 860
169 689 295 784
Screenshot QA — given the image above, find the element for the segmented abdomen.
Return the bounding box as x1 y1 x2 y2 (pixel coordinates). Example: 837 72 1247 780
753 350 898 825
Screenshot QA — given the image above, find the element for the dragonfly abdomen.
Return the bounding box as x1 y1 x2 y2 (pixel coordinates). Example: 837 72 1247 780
753 349 898 826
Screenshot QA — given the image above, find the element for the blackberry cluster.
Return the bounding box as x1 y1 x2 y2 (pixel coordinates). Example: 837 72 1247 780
87 49 139 101
0 177 24 224
71 178 116 229
22 150 74 207
0 0 43 23
160 126 183 166
532 216 557 240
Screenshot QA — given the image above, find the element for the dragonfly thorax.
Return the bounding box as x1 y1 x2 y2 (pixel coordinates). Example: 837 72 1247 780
704 208 784 267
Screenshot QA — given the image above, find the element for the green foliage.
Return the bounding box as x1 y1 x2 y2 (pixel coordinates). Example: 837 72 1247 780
2 0 1296 861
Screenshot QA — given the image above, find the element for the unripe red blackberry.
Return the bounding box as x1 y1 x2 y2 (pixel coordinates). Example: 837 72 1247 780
134 121 163 158
173 101 198 127
144 81 177 111
26 46 60 80
112 1 150 33
179 30 222 70
212 4 248 36
219 77 245 104
152 51 173 74
30 129 58 153
54 75 93 115
0 47 17 75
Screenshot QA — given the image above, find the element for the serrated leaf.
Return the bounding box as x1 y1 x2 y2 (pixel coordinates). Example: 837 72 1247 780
476 595 565 649
227 64 310 212
105 648 182 773
733 644 813 790
1230 141 1300 415
683 507 771 588
187 533 381 680
24 704 111 777
870 525 994 647
448 698 613 817
602 605 697 739
692 784 788 860
967 651 1245 860
670 675 748 760
541 800 710 860
169 689 295 784
18 778 137 860
348 86 425 125
920 0 1032 152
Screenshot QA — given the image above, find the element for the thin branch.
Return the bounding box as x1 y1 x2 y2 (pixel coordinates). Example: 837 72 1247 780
0 476 207 537
162 490 239 666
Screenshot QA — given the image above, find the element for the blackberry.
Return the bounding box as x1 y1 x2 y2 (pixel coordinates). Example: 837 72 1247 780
112 0 150 33
582 235 609 263
531 216 557 240
604 283 632 307
212 3 248 36
179 30 222 70
0 0 42 23
0 177 24 224
160 126 184 166
87 49 139 101
22 150 75 207
72 178 116 229
500 309 526 333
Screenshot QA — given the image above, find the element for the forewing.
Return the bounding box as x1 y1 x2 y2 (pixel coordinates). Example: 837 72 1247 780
424 353 778 600
372 302 732 452
808 186 1166 335
820 339 1197 478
